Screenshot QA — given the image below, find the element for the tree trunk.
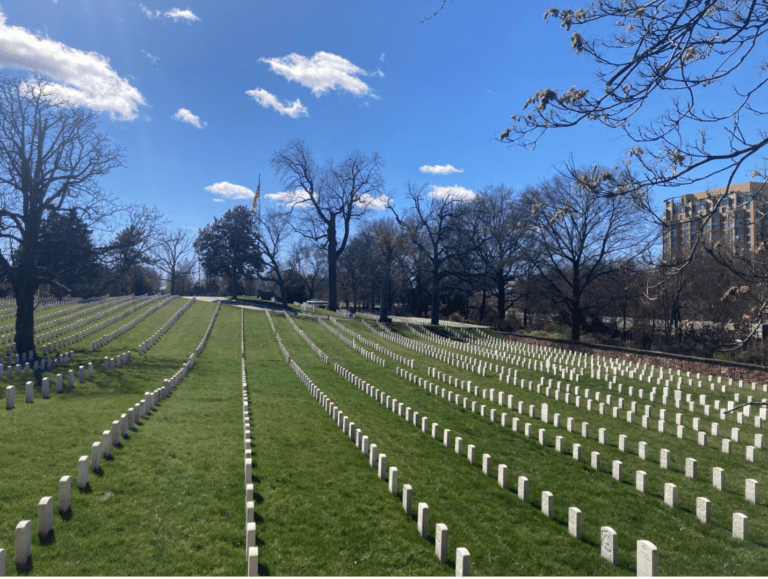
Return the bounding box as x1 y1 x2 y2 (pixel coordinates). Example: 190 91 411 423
430 268 440 326
327 226 338 311
14 264 37 362
496 273 507 322
571 305 581 342
379 263 391 322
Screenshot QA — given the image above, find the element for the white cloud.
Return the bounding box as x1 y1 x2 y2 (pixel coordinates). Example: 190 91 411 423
141 49 159 65
265 189 389 210
164 8 200 22
0 10 145 120
205 181 254 200
246 88 307 118
357 193 391 210
140 5 199 23
379 52 386 63
259 51 374 97
139 4 160 18
429 185 476 202
266 189 312 207
213 198 224 202
173 107 205 128
420 164 463 175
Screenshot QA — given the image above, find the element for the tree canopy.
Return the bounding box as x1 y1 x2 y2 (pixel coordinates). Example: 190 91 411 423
194 205 263 299
0 75 122 357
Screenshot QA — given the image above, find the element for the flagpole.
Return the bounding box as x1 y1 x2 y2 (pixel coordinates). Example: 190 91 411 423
253 173 261 237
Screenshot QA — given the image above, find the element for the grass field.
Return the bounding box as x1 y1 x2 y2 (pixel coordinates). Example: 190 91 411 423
1 301 767 575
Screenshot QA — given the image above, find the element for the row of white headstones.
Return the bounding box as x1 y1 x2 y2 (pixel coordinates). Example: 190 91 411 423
274 315 473 575
362 317 762 496
356 318 764 502
0 295 128 347
400 363 757 537
1 298 211 575
320 318 759 572
243 307 259 576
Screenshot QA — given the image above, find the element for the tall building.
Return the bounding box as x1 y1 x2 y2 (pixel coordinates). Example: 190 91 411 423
662 181 768 261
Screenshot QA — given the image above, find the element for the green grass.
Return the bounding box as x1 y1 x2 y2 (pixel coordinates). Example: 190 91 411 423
244 310 446 576
2 304 767 575
274 314 768 575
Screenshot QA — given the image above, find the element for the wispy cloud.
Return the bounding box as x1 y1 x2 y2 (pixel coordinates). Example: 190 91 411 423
213 198 224 202
420 164 463 175
141 49 159 65
379 52 386 63
0 10 145 120
246 88 307 118
259 51 376 97
358 193 391 210
139 5 200 23
164 8 200 23
266 189 389 210
173 107 205 128
429 185 476 202
205 181 254 200
266 189 312 207
139 4 160 18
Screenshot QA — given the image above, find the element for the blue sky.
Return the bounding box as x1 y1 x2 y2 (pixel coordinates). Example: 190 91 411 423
0 1 733 236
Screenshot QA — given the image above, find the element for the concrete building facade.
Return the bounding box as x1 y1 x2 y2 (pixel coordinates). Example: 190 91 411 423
662 181 768 260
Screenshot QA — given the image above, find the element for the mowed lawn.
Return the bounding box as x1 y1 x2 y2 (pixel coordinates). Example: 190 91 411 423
1 300 247 575
2 303 768 575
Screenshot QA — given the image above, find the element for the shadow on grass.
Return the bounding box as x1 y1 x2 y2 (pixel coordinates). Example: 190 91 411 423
93 467 105 477
39 530 56 546
257 562 270 575
253 513 264 525
78 482 93 494
253 493 264 505
16 556 33 575
59 508 73 521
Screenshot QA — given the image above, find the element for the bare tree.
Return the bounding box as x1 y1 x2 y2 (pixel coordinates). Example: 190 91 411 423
368 216 405 322
0 76 122 358
337 233 372 310
270 139 387 311
503 2 768 198
472 184 530 324
151 228 193 295
94 204 166 295
288 240 327 301
393 183 477 325
521 166 654 341
257 207 295 308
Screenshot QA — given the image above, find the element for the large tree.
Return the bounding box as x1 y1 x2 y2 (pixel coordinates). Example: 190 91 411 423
394 183 477 325
367 217 405 323
256 207 295 308
194 205 263 299
0 76 122 358
270 139 387 311
151 227 194 295
472 184 529 324
521 166 654 341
